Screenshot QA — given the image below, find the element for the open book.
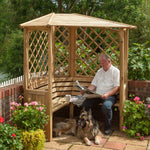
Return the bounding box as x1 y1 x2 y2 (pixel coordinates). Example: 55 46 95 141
75 80 102 98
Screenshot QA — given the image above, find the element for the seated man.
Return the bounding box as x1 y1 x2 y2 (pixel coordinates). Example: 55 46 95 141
82 54 120 135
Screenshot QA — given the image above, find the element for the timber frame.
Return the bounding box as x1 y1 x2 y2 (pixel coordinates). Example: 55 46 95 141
20 13 136 141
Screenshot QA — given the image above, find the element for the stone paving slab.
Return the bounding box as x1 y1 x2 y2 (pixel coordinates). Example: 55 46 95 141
44 141 71 150
90 138 107 147
108 135 148 147
148 142 150 150
44 148 58 150
124 144 147 150
70 145 110 150
44 136 108 149
104 141 126 150
44 131 150 150
52 135 83 144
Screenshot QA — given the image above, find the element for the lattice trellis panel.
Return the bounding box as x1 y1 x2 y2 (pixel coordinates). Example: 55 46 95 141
75 27 120 77
54 26 70 77
28 30 48 88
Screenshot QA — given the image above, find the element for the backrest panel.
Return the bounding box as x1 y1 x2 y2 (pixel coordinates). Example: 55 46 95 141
26 26 120 90
26 30 49 89
54 26 120 78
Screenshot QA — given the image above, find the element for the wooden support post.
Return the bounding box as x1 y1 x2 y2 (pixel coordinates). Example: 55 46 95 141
70 27 77 77
69 27 77 118
69 103 74 118
23 28 29 100
119 28 125 131
48 26 55 141
124 29 129 99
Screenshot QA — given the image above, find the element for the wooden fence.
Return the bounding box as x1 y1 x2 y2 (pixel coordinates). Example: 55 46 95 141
0 76 23 88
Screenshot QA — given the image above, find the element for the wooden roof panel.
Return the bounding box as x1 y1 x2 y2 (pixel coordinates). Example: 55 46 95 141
20 13 52 27
20 13 136 29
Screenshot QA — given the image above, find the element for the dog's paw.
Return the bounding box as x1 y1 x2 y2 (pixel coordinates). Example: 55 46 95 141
95 139 100 145
95 135 102 145
84 137 91 146
86 141 91 146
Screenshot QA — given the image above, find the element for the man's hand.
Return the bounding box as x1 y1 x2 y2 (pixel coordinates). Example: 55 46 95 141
80 90 85 95
101 93 109 100
101 86 119 99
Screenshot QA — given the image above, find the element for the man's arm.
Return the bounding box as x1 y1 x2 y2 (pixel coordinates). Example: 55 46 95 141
81 84 96 95
101 86 120 99
88 84 96 91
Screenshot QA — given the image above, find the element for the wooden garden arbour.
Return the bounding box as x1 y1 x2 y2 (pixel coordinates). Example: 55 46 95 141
20 13 136 141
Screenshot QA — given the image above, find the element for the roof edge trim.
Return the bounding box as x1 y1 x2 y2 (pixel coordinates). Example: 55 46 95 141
20 13 54 27
47 12 55 25
72 13 137 29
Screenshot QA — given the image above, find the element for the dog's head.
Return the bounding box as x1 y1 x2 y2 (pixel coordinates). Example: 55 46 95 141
77 108 93 128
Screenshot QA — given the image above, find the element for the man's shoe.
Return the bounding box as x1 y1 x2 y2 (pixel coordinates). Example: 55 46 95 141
104 129 112 135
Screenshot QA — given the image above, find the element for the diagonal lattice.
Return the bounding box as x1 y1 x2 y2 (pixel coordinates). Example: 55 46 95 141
54 26 70 76
75 27 120 77
28 30 48 88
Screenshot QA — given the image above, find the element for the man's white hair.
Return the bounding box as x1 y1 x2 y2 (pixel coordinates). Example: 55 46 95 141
99 54 111 62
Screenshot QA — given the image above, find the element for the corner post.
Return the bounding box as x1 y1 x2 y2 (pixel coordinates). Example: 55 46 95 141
48 26 55 141
119 28 125 131
23 28 29 100
124 29 129 99
69 27 77 118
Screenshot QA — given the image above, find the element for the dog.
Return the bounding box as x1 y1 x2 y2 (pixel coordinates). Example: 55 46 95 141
53 108 102 146
76 108 102 146
53 118 76 137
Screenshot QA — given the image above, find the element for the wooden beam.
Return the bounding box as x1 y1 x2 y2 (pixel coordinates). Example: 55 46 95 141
69 27 77 77
69 27 77 119
69 103 74 118
124 29 129 99
119 28 125 131
23 28 29 100
47 26 55 141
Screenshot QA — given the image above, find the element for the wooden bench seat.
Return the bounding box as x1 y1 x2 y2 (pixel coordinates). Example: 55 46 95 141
52 97 69 112
25 77 120 141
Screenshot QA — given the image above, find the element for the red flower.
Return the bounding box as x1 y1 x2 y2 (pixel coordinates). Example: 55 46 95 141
136 133 140 136
140 136 144 140
134 96 140 101
10 106 15 110
0 116 4 123
12 134 16 137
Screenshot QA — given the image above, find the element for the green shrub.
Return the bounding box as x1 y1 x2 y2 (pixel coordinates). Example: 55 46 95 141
11 96 49 131
145 97 150 120
128 42 150 80
0 117 23 150
20 129 45 150
0 30 24 78
122 96 150 140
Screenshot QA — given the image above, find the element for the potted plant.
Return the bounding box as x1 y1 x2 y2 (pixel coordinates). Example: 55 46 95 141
0 116 23 150
10 96 49 150
122 96 150 140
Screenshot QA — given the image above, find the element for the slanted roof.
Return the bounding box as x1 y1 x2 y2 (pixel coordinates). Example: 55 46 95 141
20 13 136 29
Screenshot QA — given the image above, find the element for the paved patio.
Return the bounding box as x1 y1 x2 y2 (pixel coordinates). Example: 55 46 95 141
44 129 150 150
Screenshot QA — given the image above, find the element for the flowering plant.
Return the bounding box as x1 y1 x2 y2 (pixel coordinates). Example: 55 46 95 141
145 97 150 120
11 97 49 131
122 96 150 140
0 116 23 150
